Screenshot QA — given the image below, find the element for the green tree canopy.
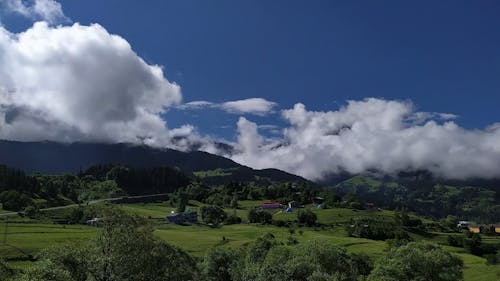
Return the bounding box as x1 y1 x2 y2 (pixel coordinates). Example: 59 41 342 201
368 242 463 281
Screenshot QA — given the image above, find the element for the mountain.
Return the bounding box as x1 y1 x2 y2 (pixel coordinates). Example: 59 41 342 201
0 140 311 185
333 174 500 223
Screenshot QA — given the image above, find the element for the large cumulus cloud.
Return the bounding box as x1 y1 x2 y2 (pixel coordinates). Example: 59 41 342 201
0 21 190 147
228 98 500 180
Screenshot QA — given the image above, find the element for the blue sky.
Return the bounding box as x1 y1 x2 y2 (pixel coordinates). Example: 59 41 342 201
3 0 498 141
2 0 500 179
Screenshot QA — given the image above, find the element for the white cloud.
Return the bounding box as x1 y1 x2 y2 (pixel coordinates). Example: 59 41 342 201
1 0 69 24
227 98 500 180
177 100 215 110
0 21 188 148
222 98 277 115
178 97 277 116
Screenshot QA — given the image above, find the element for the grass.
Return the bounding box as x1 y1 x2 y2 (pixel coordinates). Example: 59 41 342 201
0 201 498 280
0 221 96 268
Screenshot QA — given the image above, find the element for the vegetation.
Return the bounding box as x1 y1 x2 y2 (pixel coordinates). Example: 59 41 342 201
0 163 498 280
335 174 500 223
369 242 464 281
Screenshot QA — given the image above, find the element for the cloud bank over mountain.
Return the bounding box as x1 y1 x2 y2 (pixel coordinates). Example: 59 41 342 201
0 21 190 147
228 98 500 181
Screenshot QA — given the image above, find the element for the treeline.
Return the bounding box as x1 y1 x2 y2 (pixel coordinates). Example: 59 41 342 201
0 206 464 281
170 181 345 210
334 175 500 223
0 164 190 212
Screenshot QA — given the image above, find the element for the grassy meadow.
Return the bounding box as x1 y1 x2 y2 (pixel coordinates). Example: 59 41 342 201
0 201 498 281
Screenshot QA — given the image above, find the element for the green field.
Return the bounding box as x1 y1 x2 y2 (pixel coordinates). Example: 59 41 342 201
0 202 499 280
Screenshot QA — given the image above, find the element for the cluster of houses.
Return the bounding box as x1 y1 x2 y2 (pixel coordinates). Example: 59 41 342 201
258 197 325 213
457 221 500 234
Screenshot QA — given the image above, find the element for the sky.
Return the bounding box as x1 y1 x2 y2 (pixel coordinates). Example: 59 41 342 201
1 0 500 180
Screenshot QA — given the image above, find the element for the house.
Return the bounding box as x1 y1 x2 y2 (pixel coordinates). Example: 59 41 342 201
86 218 103 227
166 210 198 225
260 202 283 209
365 203 377 211
312 197 324 206
457 221 469 229
288 201 303 208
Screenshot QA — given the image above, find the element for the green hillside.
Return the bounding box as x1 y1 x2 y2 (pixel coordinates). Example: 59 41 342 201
334 175 500 223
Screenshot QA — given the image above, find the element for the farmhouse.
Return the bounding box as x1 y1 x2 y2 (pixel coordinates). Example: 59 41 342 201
166 210 198 225
86 217 103 227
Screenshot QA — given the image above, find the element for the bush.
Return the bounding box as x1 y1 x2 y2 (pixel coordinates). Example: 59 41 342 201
485 253 498 265
23 205 39 218
368 242 463 281
0 190 32 211
225 214 242 225
203 247 238 281
347 218 396 240
0 259 13 281
248 209 272 224
272 219 287 227
297 209 317 226
201 205 227 226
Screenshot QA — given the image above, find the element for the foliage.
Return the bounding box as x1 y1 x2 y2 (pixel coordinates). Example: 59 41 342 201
0 259 13 281
347 218 397 240
78 180 125 202
335 175 500 223
226 239 372 281
225 213 242 225
203 247 239 281
368 242 463 281
12 206 197 281
201 205 228 226
297 209 317 226
18 260 74 281
0 190 32 211
248 209 272 224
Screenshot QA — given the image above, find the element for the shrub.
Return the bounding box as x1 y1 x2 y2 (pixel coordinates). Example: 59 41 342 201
201 205 228 226
297 209 317 226
368 242 463 281
225 214 242 225
248 209 272 224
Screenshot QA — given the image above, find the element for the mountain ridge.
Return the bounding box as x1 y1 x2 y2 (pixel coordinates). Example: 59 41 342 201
0 140 311 185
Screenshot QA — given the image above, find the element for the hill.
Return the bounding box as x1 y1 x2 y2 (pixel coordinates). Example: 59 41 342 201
0 140 310 185
333 174 500 223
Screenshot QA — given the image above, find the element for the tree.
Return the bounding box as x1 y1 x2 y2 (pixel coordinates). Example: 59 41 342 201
18 260 73 281
248 209 272 224
230 194 239 209
201 205 228 226
0 190 32 211
297 209 317 226
203 247 238 281
23 205 39 218
321 189 340 208
0 259 13 281
368 242 463 281
32 207 198 281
